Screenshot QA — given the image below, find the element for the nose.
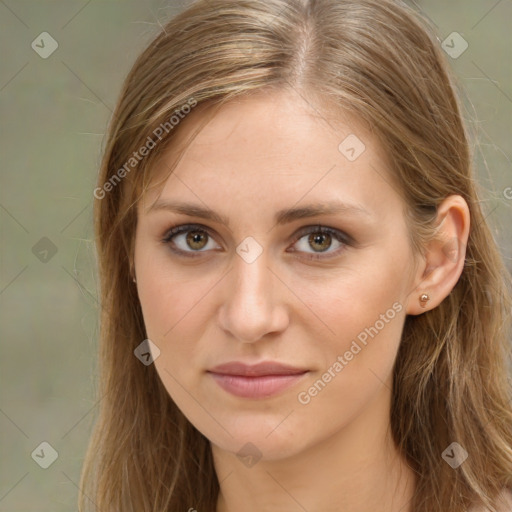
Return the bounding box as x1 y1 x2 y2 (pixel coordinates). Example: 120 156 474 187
217 252 289 343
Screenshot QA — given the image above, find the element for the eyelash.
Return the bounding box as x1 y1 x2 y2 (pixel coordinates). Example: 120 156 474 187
161 223 353 261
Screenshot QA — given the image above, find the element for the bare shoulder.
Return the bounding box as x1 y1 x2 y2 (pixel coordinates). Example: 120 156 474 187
470 489 512 512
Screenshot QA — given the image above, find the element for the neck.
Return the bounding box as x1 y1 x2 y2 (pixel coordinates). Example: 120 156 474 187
212 385 416 512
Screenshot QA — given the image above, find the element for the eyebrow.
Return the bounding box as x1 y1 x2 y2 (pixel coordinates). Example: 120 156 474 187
147 200 373 228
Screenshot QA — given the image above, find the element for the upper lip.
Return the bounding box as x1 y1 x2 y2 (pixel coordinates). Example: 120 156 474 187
208 361 309 377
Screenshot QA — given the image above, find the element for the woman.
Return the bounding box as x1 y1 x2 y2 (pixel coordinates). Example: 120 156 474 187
80 0 512 510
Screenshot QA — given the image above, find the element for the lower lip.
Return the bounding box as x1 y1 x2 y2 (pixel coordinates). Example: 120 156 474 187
208 372 308 399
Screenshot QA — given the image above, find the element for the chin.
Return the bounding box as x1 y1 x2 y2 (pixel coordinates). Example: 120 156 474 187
205 413 311 462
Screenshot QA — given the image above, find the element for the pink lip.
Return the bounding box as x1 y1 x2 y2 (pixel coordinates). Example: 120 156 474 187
207 361 309 399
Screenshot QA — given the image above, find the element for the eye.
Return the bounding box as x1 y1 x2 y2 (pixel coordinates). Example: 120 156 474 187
288 225 351 260
162 224 220 258
161 223 352 260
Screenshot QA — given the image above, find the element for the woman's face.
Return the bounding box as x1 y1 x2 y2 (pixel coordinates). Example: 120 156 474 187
134 89 421 460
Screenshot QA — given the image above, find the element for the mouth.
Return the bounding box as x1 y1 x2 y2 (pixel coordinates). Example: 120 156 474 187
207 361 309 399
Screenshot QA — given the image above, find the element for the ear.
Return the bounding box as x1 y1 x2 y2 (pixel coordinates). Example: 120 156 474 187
405 195 470 316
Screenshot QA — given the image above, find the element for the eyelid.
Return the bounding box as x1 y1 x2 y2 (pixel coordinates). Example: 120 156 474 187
161 222 353 259
162 223 216 243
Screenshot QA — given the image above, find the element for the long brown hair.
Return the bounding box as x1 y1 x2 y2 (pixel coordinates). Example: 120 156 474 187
79 1 512 510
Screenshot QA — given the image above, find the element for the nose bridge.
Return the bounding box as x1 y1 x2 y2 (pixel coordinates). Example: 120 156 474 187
219 248 288 342
234 251 272 304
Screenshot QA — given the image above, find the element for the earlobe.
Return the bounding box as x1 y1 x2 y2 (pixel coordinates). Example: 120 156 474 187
405 195 470 316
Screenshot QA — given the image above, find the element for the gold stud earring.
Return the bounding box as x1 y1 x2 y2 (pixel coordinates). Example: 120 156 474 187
419 293 430 308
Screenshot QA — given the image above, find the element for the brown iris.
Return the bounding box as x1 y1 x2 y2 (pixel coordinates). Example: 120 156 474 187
186 230 208 250
308 232 332 252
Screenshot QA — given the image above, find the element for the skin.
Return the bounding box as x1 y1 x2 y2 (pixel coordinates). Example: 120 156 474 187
133 88 470 512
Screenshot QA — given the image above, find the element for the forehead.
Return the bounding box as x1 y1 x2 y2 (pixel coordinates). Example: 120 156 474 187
141 89 401 222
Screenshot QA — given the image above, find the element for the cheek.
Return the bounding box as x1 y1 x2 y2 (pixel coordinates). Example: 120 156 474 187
292 281 405 434
306 262 405 339
136 267 216 376
135 239 211 336
301 256 407 385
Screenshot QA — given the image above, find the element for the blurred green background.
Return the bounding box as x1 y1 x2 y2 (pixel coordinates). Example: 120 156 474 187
0 0 510 510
